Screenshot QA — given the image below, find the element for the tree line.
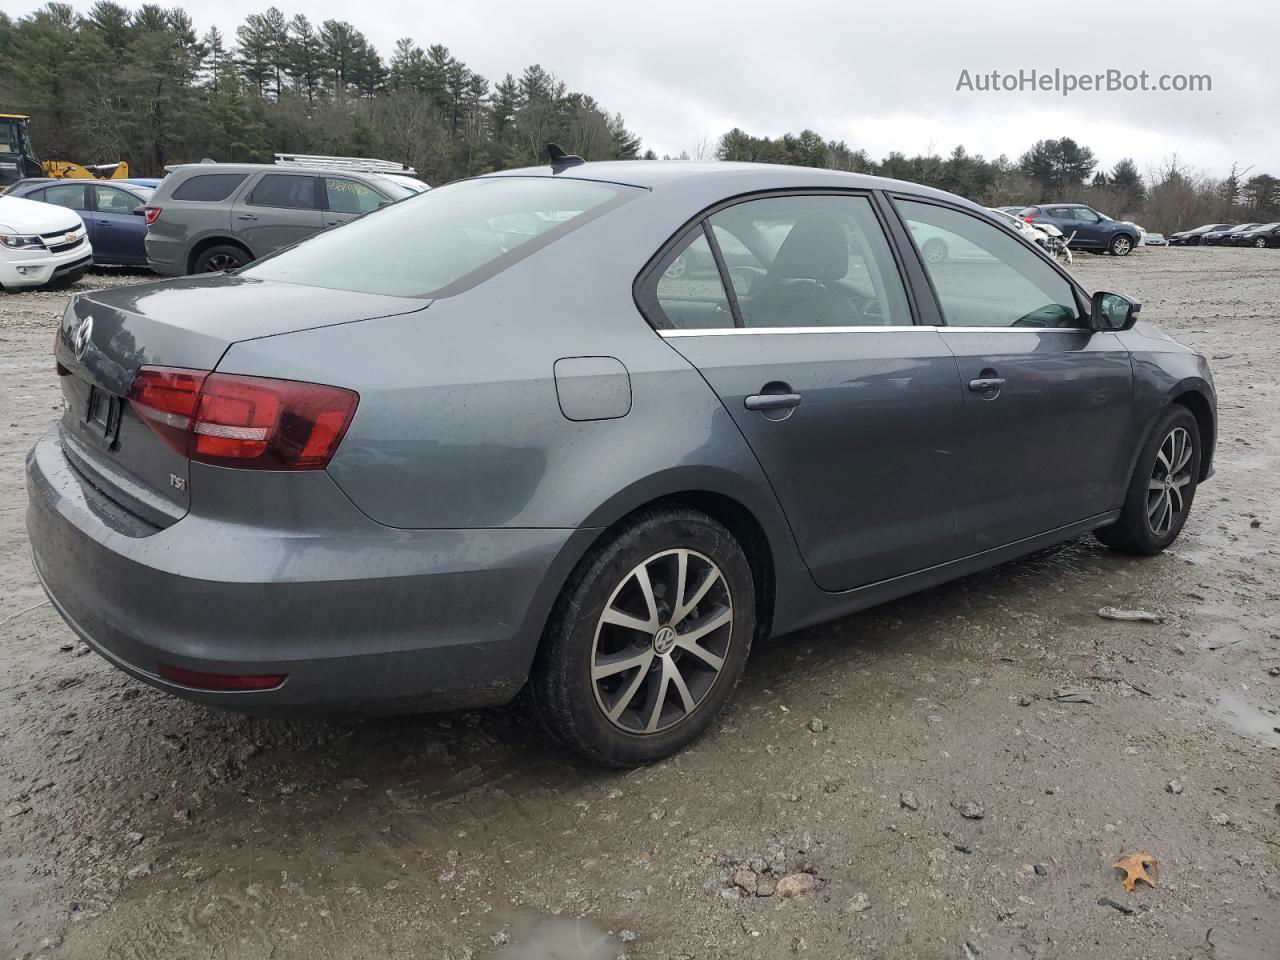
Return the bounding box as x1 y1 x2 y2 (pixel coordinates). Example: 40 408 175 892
713 129 1280 233
0 2 643 184
3 3 1275 233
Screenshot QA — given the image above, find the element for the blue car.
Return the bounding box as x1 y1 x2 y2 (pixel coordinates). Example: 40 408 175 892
4 178 153 267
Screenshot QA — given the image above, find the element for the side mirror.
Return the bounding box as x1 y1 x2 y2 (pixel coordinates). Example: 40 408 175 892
1090 291 1140 332
131 207 145 215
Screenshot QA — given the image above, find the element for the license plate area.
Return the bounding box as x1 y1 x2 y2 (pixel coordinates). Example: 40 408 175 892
85 386 123 447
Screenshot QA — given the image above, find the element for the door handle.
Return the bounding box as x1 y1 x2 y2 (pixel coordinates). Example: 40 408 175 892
744 392 803 412
236 214 258 221
968 377 1006 392
96 219 111 225
324 219 341 226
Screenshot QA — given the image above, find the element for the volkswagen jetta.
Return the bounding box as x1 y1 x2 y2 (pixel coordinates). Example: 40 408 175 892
27 159 1216 766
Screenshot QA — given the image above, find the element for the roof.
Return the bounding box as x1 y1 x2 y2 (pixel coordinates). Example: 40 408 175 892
476 160 974 210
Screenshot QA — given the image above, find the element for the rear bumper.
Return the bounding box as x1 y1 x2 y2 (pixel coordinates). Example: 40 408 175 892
144 236 184 276
26 426 593 715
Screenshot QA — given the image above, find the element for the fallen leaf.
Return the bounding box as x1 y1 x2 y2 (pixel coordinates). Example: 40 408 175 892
1112 852 1158 892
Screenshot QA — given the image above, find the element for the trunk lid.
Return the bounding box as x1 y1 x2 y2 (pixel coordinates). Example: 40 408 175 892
54 274 428 528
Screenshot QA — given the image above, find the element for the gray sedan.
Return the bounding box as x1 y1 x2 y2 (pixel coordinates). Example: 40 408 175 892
27 160 1216 766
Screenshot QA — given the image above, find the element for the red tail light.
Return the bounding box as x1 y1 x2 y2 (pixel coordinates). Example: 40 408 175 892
127 366 358 470
143 206 161 225
1022 211 1039 223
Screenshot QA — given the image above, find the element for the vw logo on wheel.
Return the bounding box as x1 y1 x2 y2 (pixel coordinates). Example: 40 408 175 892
73 315 94 360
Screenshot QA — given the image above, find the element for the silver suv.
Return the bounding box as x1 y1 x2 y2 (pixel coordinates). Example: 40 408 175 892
144 164 420 275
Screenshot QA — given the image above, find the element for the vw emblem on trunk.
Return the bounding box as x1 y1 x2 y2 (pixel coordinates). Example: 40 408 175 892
73 315 94 360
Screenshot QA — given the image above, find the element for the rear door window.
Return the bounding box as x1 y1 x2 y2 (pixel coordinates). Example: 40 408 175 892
648 230 736 330
42 183 88 211
707 194 912 328
240 176 635 298
249 174 319 210
171 173 247 202
323 177 386 215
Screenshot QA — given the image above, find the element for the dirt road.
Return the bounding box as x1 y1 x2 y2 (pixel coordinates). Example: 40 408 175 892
2 251 1277 960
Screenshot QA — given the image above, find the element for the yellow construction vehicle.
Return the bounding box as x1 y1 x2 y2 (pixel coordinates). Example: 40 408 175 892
1 114 129 191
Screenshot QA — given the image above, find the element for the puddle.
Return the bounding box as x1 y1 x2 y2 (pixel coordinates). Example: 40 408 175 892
1208 690 1280 746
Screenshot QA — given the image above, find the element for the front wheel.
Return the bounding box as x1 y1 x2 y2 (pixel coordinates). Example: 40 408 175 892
1255 237 1268 249
529 507 755 767
921 238 948 264
1097 407 1201 555
1109 234 1134 256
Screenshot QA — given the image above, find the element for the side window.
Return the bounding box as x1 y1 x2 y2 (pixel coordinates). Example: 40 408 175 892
1073 207 1101 223
1046 206 1072 219
43 183 88 211
647 229 735 330
95 186 144 214
248 174 318 210
708 194 912 328
897 199 1082 329
324 177 385 215
171 173 247 202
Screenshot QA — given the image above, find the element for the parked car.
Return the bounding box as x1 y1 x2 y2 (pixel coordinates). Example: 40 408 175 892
1145 233 1168 246
5 178 152 266
987 207 1043 245
1228 222 1280 248
1168 223 1235 246
143 163 420 275
28 160 1217 766
1201 223 1259 246
0 192 92 289
1018 204 1142 256
124 178 163 189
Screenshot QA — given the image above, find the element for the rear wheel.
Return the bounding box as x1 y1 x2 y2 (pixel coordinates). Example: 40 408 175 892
921 238 948 264
529 507 755 767
1097 406 1200 555
1109 234 1134 256
192 244 251 274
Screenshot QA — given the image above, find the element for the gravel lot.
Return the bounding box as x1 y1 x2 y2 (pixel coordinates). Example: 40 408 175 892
2 250 1277 960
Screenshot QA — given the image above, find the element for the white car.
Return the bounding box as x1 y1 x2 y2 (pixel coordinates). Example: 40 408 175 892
0 193 93 290
988 207 1044 245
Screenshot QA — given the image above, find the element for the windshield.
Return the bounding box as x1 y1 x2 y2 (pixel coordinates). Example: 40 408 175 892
241 176 637 298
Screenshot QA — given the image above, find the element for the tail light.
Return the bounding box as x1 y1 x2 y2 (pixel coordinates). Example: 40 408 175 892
143 206 161 225
127 366 358 470
158 663 286 691
1022 211 1039 223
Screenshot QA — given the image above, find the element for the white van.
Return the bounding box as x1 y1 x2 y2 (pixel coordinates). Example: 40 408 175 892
0 193 93 290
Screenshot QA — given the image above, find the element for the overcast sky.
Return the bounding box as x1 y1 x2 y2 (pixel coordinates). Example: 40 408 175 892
10 0 1276 177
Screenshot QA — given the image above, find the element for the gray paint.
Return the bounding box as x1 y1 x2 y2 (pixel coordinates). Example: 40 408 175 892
28 161 1216 715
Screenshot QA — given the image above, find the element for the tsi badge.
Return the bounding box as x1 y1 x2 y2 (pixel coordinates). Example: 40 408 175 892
169 473 187 491
73 315 94 361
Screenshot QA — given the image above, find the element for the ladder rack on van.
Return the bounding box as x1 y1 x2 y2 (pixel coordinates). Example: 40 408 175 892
274 153 418 177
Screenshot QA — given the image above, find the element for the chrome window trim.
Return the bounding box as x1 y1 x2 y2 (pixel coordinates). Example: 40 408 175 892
657 325 1091 337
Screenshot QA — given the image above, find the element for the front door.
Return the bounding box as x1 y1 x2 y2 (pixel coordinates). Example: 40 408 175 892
90 184 147 263
894 197 1135 553
644 193 964 592
233 173 323 257
321 175 390 230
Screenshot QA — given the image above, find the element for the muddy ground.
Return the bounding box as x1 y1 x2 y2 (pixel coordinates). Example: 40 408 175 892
1 250 1277 960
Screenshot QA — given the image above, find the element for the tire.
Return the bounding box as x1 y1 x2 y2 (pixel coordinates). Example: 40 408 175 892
528 507 756 767
921 237 948 264
1096 406 1201 555
663 254 688 280
1255 238 1268 249
192 243 251 274
1108 234 1134 257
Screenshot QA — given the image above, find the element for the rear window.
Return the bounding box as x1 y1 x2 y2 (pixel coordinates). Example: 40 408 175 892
240 176 636 299
171 173 247 202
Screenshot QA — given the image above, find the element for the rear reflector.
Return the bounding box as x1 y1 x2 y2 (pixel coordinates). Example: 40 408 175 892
158 663 286 691
127 366 358 470
143 206 161 225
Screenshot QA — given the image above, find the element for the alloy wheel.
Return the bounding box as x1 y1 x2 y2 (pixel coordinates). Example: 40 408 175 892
590 548 733 735
1256 238 1268 248
206 253 243 272
1147 426 1194 536
1112 236 1132 256
663 255 688 280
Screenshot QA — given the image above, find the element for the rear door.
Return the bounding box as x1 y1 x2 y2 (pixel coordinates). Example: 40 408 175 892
89 184 147 263
232 172 322 256
893 197 1134 553
321 175 390 229
643 192 964 591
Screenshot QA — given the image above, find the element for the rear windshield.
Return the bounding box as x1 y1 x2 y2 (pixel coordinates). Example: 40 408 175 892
240 176 637 298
